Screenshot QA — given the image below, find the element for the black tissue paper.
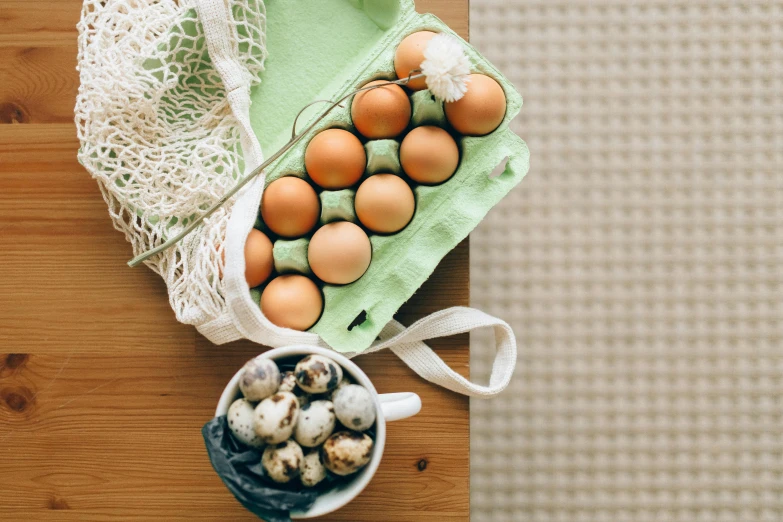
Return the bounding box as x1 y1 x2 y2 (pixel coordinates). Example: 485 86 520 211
202 416 319 522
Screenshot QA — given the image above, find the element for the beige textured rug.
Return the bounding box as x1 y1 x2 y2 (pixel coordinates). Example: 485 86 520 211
468 1 783 521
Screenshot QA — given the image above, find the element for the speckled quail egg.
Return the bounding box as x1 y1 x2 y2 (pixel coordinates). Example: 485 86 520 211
300 450 327 487
278 371 297 393
295 355 343 394
239 356 281 401
321 431 374 476
227 398 265 448
333 384 376 432
262 440 304 484
253 391 300 444
330 375 352 400
294 400 336 448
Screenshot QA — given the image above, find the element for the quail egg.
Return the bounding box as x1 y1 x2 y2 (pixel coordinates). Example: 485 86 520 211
330 375 352 400
227 398 265 448
262 440 304 484
254 391 300 444
279 371 297 393
295 355 343 394
321 431 374 476
300 450 327 487
294 400 336 448
239 356 280 401
333 384 376 432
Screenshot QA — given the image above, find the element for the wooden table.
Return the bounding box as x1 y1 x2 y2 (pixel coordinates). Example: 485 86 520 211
0 1 469 520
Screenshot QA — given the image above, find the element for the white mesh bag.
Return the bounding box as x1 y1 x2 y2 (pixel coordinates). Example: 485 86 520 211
75 0 515 397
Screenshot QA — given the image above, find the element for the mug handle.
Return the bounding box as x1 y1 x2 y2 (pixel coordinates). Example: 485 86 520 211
378 392 422 422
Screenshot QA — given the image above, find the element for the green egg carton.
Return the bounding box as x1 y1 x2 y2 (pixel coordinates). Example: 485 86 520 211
273 238 311 275
409 89 446 127
247 0 529 353
319 189 357 225
365 140 402 176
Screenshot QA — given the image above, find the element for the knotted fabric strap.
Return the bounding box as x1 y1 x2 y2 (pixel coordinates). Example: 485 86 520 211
360 307 517 398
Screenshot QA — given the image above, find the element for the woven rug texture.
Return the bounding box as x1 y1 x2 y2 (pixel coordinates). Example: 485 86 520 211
469 2 783 521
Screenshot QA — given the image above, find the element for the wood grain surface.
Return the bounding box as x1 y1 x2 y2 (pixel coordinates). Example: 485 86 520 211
0 1 470 521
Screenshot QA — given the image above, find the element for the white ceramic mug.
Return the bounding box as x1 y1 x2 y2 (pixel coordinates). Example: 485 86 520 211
216 345 422 519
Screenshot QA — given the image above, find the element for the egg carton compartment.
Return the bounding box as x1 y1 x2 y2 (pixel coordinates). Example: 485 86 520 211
409 89 446 128
364 140 402 176
253 214 266 231
249 286 262 306
245 0 529 352
319 189 357 225
273 238 312 276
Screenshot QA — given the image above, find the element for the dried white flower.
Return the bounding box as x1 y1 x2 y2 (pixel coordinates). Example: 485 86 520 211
421 33 471 103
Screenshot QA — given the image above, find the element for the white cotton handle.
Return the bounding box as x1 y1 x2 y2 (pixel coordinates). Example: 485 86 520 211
359 307 518 398
379 393 423 422
194 0 517 399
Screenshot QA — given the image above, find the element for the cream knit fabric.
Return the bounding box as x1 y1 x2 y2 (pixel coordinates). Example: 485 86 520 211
75 0 267 326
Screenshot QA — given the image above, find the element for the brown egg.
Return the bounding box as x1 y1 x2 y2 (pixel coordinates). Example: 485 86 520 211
399 126 460 185
355 174 415 234
260 177 320 238
260 275 323 331
394 31 437 91
351 80 411 139
308 222 372 285
244 229 274 287
444 74 507 136
305 129 366 189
